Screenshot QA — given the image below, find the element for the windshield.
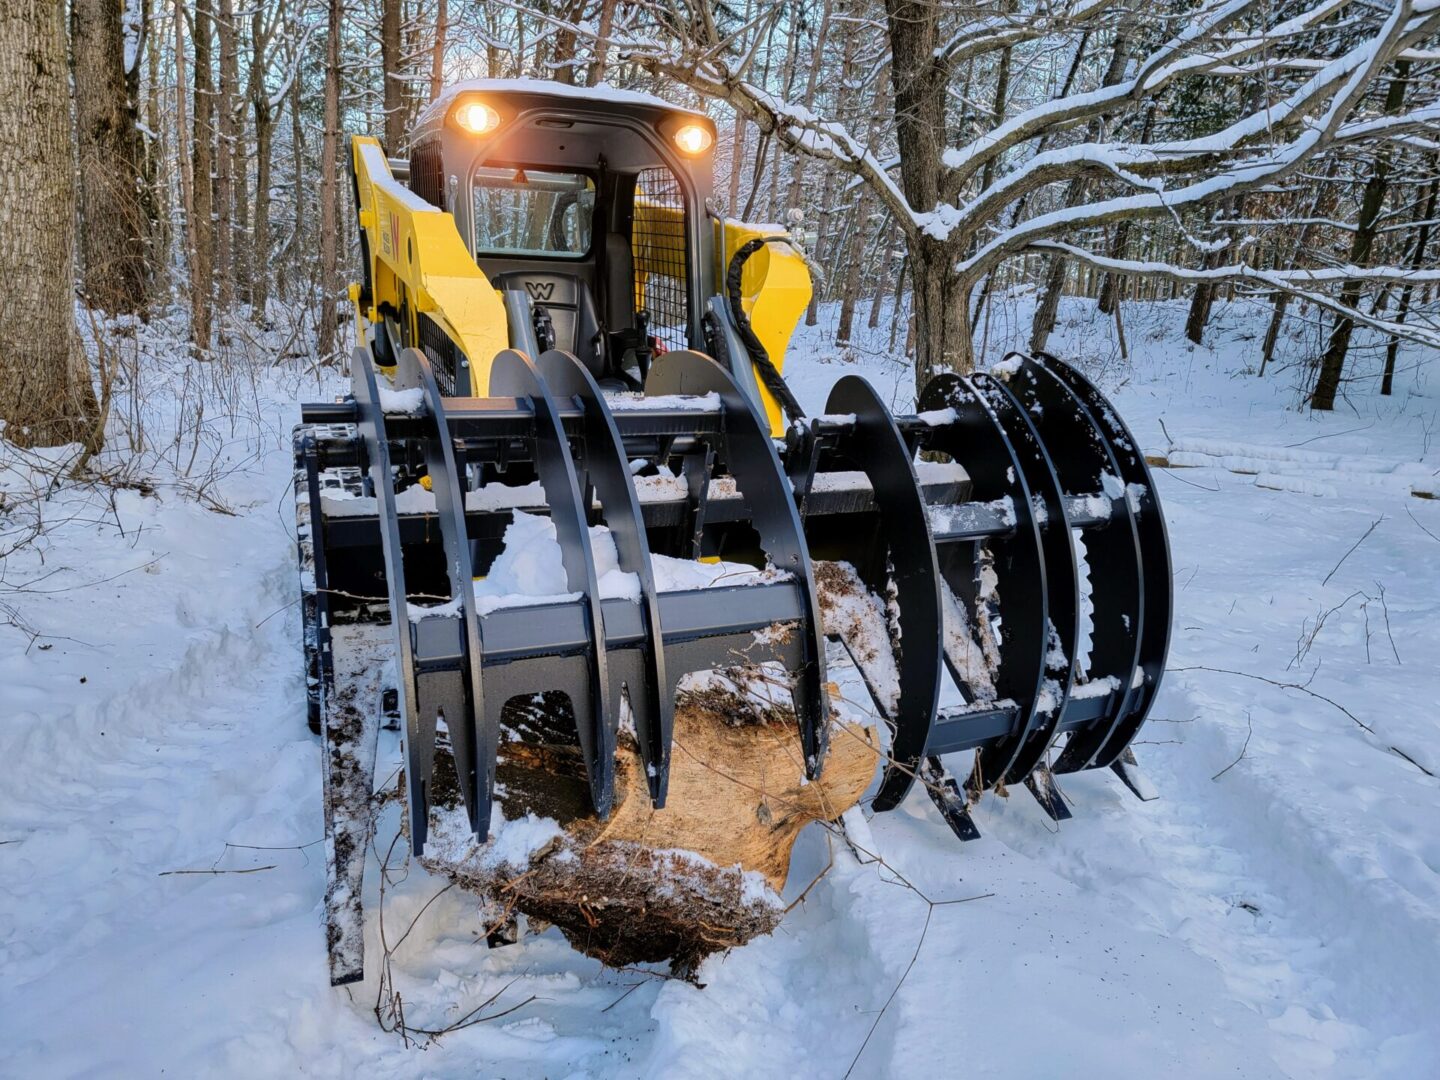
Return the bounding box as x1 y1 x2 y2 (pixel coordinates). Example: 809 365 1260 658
472 167 595 257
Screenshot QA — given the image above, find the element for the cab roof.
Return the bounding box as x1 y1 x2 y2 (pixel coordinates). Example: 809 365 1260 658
415 78 710 133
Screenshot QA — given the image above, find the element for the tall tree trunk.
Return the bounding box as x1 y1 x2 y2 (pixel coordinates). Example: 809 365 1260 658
1382 171 1437 395
248 3 271 318
836 190 873 347
0 0 100 448
867 222 893 330
429 0 448 99
216 0 239 314
1312 62 1409 411
783 0 833 215
318 0 342 360
882 0 969 379
71 0 151 313
381 0 405 148
586 0 617 84
191 0 216 355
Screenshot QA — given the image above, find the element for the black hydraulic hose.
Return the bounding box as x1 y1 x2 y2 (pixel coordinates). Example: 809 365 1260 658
726 236 806 424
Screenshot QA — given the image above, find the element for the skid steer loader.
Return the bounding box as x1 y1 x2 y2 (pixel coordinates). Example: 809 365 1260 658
295 80 1172 985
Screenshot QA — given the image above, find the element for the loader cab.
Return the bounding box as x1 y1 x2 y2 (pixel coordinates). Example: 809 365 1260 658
404 82 717 389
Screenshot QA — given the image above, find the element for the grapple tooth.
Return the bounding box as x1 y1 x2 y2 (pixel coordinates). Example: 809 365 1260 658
1110 747 1160 802
491 349 616 818
1023 763 1074 821
538 349 672 806
921 756 982 842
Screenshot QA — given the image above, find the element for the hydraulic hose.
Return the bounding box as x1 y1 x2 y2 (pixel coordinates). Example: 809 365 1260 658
726 236 806 425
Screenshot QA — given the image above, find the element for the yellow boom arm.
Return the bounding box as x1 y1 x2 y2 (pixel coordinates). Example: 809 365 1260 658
714 220 812 436
349 136 508 395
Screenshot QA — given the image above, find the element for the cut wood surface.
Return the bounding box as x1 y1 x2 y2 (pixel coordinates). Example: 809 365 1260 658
420 684 880 973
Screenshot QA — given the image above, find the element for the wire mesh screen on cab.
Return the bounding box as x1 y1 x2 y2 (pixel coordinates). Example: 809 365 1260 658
632 167 690 353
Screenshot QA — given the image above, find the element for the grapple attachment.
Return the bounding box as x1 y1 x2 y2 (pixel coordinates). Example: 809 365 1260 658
296 347 1170 983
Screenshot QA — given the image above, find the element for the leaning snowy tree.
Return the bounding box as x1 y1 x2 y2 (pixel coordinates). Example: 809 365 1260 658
574 0 1440 395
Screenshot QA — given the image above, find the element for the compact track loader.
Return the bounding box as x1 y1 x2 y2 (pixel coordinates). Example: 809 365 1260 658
295 80 1172 985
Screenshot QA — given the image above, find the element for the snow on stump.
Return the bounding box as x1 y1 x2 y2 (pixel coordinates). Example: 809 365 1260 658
418 679 879 976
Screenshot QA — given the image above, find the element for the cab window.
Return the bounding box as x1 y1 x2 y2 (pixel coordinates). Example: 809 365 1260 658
472 167 595 257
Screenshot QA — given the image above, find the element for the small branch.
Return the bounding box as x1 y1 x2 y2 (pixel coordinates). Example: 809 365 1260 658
1211 712 1254 780
1322 515 1383 587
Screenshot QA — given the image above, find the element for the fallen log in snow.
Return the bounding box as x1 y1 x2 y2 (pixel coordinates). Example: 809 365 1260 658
418 678 879 975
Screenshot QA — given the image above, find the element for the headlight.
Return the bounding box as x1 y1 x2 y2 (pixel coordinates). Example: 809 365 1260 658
672 123 714 155
454 100 501 135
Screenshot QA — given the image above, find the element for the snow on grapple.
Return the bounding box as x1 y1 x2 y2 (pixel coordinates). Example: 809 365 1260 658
294 81 1172 985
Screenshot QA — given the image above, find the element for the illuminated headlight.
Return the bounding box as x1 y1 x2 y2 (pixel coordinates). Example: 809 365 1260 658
454 100 501 135
673 123 714 155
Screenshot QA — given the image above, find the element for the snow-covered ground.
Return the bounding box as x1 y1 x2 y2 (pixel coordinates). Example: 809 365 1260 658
2 296 1438 1077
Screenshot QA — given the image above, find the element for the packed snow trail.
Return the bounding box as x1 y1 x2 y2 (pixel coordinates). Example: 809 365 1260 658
2 297 1438 1077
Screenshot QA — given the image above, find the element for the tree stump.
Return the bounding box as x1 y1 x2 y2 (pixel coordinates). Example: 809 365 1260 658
418 680 879 974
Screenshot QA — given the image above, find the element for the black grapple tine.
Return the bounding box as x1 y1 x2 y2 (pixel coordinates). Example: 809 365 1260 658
920 756 982 842
971 371 1080 787
1023 763 1074 821
821 375 944 815
1109 747 1160 801
490 349 617 818
646 350 831 777
1035 353 1173 771
916 374 1046 791
538 349 674 807
996 356 1145 777
398 347 489 837
351 346 436 854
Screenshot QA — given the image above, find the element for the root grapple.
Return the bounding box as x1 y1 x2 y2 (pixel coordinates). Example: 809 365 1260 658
297 343 1170 981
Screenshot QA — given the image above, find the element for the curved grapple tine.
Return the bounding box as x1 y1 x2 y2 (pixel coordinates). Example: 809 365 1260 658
918 374 1047 794
646 350 830 776
970 371 1079 787
490 349 617 818
352 346 437 853
1034 353 1173 770
999 356 1145 775
538 349 674 806
397 347 489 837
822 376 944 814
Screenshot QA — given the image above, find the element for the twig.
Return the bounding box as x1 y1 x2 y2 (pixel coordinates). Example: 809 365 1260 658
1172 665 1374 734
1211 712 1254 780
160 865 277 876
1322 515 1382 587
1406 505 1440 545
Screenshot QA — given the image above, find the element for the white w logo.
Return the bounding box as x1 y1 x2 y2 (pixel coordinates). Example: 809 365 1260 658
525 281 555 301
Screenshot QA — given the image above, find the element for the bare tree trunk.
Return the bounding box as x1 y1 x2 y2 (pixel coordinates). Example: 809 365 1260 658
0 0 100 449
318 0 342 360
191 0 216 355
250 4 273 319
1312 62 1409 411
586 0 617 84
836 190 873 347
215 0 239 314
783 0 833 215
71 0 151 313
429 0 448 99
867 221 893 330
381 0 405 148
1382 171 1437 395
